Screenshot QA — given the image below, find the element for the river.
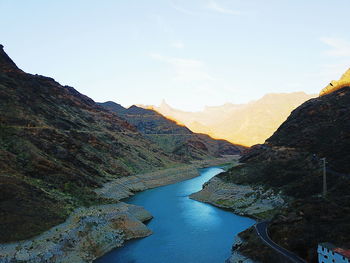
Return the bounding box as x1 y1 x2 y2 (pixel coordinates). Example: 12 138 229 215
96 166 255 263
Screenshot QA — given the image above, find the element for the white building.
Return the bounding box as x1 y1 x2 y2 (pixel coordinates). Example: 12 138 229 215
318 243 350 263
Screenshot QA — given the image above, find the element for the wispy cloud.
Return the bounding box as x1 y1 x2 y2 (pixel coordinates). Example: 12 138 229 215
171 0 241 16
149 53 214 82
170 1 198 16
171 41 185 49
205 0 240 15
321 37 350 57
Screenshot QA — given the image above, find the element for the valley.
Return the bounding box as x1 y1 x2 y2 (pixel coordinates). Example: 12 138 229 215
0 45 248 262
1 42 350 263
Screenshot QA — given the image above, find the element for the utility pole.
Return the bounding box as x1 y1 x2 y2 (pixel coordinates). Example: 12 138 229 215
321 158 327 198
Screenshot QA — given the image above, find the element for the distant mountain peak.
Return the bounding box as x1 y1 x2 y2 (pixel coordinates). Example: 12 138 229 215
97 101 126 114
0 45 22 73
159 99 172 111
341 68 350 79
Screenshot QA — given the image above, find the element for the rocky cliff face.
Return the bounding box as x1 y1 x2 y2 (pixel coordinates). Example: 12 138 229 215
0 45 178 243
99 101 244 161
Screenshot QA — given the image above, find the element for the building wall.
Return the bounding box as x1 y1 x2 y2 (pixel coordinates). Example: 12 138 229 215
318 245 349 263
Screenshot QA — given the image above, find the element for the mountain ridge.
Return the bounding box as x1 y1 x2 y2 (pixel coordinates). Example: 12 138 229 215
98 101 244 161
144 92 316 146
0 45 179 242
207 74 350 262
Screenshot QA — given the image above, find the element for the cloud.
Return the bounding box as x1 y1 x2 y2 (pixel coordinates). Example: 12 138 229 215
170 1 198 16
171 41 185 49
170 0 241 16
321 37 350 57
205 1 240 15
149 53 214 82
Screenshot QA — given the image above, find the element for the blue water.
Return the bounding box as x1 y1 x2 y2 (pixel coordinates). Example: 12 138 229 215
96 167 255 263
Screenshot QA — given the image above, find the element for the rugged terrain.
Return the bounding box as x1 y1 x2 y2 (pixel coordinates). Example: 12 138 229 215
97 155 239 201
99 101 243 161
192 82 350 262
146 92 315 146
0 45 181 243
0 203 152 263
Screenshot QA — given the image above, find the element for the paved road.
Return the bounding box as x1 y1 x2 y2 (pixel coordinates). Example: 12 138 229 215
255 221 308 263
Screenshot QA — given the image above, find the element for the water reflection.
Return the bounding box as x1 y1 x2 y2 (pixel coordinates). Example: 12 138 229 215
96 167 255 263
180 198 221 227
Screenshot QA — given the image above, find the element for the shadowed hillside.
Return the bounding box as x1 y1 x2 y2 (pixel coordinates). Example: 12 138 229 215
99 101 244 161
217 76 350 262
0 45 178 242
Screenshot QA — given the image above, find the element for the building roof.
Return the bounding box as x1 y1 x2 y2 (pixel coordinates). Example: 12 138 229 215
334 248 350 259
319 243 350 259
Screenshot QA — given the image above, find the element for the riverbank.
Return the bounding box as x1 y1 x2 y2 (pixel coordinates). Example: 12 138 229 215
96 165 255 263
190 176 285 220
0 156 238 263
190 169 286 263
0 203 152 263
96 155 239 201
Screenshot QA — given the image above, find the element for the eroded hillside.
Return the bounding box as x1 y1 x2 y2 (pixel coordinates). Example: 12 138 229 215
0 45 178 242
99 101 244 161
217 82 350 262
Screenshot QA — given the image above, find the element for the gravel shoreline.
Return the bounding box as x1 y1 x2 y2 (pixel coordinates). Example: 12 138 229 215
0 156 239 263
190 173 286 263
0 203 152 263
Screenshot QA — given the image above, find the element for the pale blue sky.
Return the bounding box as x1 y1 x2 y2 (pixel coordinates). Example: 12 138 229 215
1 0 349 111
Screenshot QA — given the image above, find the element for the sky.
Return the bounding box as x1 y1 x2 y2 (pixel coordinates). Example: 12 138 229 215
1 0 350 111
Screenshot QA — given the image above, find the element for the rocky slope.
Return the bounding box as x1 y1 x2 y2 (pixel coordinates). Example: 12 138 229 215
97 155 239 201
99 101 244 161
0 45 180 243
190 176 285 220
147 93 315 146
193 78 350 262
0 203 152 263
0 155 238 263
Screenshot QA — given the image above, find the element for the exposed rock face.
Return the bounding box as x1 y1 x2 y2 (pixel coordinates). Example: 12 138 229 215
0 45 178 242
0 203 152 263
99 101 244 161
225 237 256 263
97 156 240 201
190 176 285 219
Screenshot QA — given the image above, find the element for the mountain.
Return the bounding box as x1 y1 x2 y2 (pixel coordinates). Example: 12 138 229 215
98 101 244 161
0 45 179 242
148 93 315 146
149 100 242 128
320 68 350 96
215 73 350 262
